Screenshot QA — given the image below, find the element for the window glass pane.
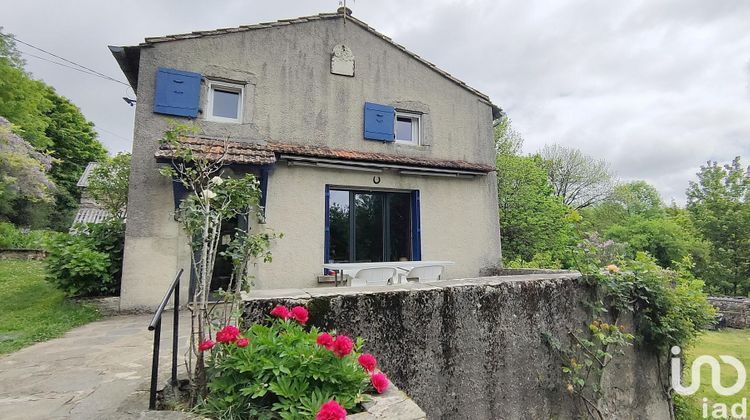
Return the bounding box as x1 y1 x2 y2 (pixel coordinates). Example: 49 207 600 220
396 117 413 141
328 190 350 262
354 193 384 262
327 190 415 264
212 88 240 119
388 193 412 261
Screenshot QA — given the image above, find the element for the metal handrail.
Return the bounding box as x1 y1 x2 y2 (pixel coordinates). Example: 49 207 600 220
147 268 183 410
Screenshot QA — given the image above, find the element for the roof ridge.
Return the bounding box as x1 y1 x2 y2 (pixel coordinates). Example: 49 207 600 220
137 11 494 104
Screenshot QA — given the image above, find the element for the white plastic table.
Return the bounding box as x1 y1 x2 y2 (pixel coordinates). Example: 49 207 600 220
322 261 455 286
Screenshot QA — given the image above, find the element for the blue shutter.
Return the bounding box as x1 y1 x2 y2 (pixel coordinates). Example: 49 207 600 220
411 190 421 261
363 102 395 141
153 67 201 118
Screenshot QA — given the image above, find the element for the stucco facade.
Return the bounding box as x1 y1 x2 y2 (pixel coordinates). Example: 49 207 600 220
113 11 501 309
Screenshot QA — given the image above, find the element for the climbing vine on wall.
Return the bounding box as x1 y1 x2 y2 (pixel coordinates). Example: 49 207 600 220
544 235 715 420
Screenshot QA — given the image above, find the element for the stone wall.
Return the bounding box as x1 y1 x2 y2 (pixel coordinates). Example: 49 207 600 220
0 249 46 260
242 274 671 419
709 297 750 329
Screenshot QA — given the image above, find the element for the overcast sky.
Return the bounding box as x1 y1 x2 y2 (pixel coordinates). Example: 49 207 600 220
4 0 749 204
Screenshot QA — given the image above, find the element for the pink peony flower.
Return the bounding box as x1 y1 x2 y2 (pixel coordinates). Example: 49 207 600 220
236 337 249 348
198 339 215 352
317 332 335 350
316 400 347 420
216 325 241 343
290 306 309 325
370 372 389 394
270 305 290 319
332 335 353 358
358 353 377 372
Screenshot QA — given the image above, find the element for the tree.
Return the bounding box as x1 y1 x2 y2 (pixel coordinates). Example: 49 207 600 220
497 153 577 266
581 180 709 271
541 144 615 209
604 216 701 269
0 30 107 229
0 117 56 222
159 123 280 400
87 153 131 220
44 89 108 228
0 29 25 69
0 31 53 149
581 181 664 234
608 181 664 217
494 114 524 156
686 157 750 296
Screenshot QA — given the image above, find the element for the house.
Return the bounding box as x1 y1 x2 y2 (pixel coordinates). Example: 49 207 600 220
110 8 502 310
71 162 110 228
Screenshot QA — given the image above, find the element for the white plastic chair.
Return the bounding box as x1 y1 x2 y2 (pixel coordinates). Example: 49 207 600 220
350 267 397 287
401 265 444 283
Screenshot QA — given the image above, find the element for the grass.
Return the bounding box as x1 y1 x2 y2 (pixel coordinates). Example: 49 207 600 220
0 260 101 355
676 329 750 419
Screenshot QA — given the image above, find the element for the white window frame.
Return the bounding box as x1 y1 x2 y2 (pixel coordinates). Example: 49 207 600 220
394 111 421 145
206 80 244 123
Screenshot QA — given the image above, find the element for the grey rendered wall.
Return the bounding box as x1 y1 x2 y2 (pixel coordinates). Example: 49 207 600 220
256 164 500 289
242 274 671 419
121 16 499 309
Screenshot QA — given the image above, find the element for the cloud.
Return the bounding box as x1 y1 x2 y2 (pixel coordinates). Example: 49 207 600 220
3 0 749 204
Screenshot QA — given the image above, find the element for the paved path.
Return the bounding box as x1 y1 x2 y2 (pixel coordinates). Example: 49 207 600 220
0 313 191 420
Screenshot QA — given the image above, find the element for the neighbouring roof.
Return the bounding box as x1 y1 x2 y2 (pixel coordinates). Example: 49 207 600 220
109 10 501 115
76 162 99 187
155 137 496 174
72 206 110 225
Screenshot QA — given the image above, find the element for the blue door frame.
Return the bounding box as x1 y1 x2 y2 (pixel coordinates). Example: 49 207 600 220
323 186 422 264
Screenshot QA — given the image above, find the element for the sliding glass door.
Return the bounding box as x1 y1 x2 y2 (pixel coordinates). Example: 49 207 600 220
327 189 416 263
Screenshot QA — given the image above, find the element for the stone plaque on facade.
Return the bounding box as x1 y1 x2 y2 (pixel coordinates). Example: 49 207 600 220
331 44 354 77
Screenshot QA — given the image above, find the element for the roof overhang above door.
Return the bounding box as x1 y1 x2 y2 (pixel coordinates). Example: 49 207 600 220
280 155 483 178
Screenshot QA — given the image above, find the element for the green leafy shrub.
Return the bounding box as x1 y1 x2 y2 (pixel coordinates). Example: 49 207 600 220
620 254 716 353
44 220 125 296
82 220 125 285
197 305 385 420
506 251 563 269
546 241 716 418
576 242 715 353
0 222 52 249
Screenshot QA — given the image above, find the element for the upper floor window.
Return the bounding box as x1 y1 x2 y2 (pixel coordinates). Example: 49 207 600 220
206 81 243 123
395 111 420 144
363 102 424 144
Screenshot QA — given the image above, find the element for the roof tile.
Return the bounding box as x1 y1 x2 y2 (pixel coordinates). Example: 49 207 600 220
155 137 277 166
154 137 495 173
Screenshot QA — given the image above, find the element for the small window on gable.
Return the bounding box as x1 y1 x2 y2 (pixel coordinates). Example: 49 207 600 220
395 111 420 144
206 81 243 123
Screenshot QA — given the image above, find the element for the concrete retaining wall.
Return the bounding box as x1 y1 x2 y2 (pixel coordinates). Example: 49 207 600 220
709 297 750 329
242 273 671 419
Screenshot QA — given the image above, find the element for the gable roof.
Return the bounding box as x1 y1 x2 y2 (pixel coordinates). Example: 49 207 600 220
76 162 99 188
154 136 496 174
110 10 500 115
